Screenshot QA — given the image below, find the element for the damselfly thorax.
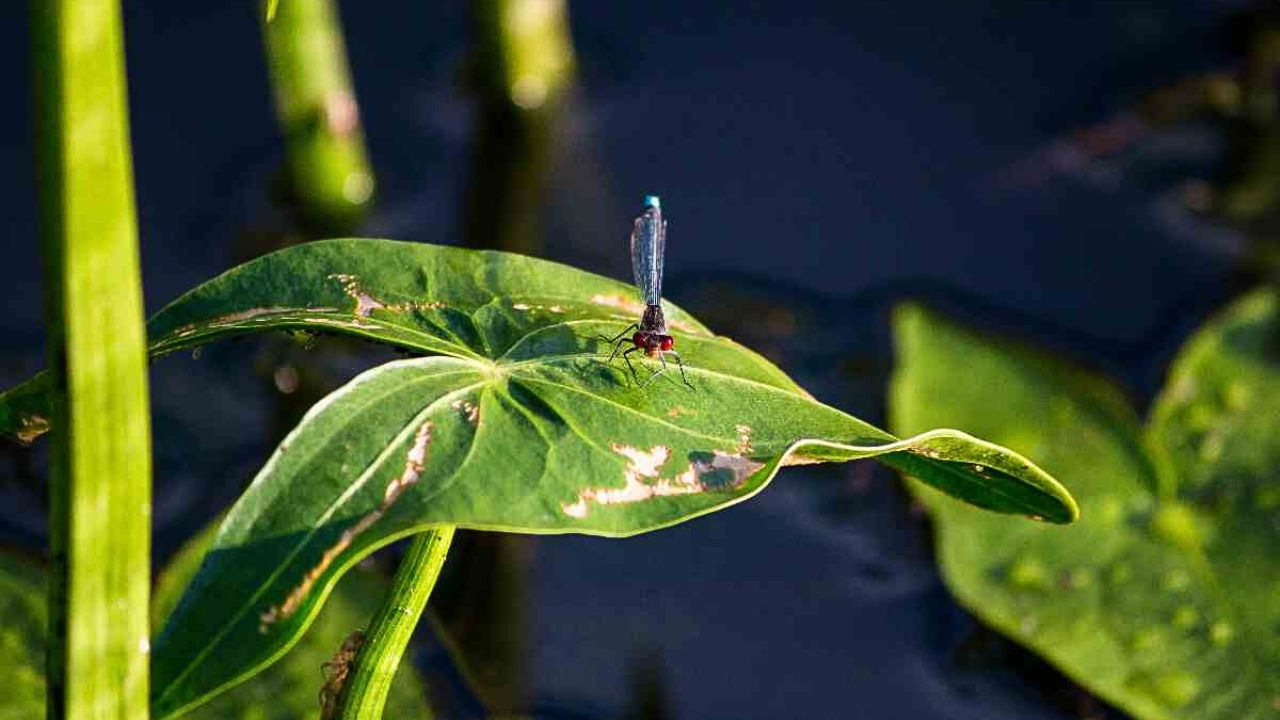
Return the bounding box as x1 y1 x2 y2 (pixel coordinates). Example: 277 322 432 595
633 304 674 357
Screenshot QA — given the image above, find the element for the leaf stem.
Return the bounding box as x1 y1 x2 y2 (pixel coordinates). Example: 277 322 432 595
32 0 152 714
335 527 456 719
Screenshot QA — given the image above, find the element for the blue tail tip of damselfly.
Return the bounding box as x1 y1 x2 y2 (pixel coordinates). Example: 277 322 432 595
643 195 661 209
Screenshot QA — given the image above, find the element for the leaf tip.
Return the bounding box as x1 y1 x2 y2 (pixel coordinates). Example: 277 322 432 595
1037 487 1080 524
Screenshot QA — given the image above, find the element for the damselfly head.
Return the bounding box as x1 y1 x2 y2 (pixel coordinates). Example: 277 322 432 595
631 330 674 357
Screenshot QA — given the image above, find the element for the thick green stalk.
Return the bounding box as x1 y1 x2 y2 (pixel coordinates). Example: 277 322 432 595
31 0 152 717
334 528 455 720
262 0 374 234
463 0 576 253
470 0 576 110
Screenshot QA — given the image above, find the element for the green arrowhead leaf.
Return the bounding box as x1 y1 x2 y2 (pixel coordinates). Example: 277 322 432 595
0 238 1074 716
0 535 433 720
891 290 1280 720
152 522 434 720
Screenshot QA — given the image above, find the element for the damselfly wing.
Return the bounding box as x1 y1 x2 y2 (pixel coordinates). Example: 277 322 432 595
631 195 666 308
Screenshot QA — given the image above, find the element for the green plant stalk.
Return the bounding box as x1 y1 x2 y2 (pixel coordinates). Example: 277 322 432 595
31 0 152 716
463 0 576 253
262 0 374 234
335 527 455 720
471 0 575 109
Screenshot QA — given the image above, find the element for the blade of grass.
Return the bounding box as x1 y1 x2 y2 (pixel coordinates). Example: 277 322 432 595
262 0 374 234
333 528 455 720
31 0 152 715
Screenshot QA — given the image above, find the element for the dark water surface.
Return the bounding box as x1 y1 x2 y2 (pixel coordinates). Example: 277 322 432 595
0 1 1250 717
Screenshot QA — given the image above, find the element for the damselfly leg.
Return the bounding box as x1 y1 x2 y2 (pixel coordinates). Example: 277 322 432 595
638 348 694 389
597 323 638 362
620 345 643 385
668 350 694 389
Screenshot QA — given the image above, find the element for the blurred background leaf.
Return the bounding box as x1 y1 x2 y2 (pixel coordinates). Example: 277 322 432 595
891 289 1280 720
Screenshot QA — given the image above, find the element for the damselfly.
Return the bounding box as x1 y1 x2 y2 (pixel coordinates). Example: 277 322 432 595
601 195 693 388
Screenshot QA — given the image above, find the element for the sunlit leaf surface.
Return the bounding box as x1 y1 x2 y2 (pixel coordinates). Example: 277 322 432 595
891 291 1280 720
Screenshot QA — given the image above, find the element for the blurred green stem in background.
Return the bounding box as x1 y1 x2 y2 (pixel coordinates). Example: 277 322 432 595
463 0 576 253
32 0 153 715
334 528 455 720
262 0 375 234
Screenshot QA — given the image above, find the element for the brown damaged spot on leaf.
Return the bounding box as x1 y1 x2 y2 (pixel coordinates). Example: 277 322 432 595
667 405 696 418
259 421 434 631
734 424 753 454
173 306 340 338
14 413 50 445
779 453 826 467
907 446 944 460
562 443 764 518
319 630 365 719
450 398 480 425
329 273 444 317
303 317 379 331
511 302 566 314
589 294 700 333
330 274 384 316
589 294 646 315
